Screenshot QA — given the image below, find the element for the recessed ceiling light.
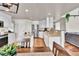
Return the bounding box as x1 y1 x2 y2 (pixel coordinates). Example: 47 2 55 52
25 9 29 12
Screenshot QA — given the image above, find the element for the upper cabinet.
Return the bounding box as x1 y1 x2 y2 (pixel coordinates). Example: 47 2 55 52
39 19 46 29
49 17 54 28
39 17 54 29
0 12 14 31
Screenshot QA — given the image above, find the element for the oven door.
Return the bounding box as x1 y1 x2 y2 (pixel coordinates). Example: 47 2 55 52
0 21 4 27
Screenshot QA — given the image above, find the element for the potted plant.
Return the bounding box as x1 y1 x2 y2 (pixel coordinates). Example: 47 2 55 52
0 43 17 56
65 13 70 22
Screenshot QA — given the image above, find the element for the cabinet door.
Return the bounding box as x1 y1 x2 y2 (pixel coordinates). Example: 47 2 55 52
44 34 49 47
43 20 46 28
49 17 54 28
53 37 61 45
49 37 54 50
38 32 44 38
8 33 15 44
39 20 42 29
46 17 49 28
49 37 61 50
55 22 60 30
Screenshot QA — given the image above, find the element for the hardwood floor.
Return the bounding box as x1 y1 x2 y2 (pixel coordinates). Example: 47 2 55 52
17 37 50 53
65 42 79 56
16 37 79 56
16 48 30 53
32 37 50 52
33 37 46 48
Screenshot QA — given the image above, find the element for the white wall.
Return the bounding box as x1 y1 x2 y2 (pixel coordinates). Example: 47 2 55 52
14 19 32 41
66 17 79 32
55 18 66 31
66 8 79 32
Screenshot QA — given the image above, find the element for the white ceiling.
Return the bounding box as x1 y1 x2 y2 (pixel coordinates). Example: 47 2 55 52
2 3 79 21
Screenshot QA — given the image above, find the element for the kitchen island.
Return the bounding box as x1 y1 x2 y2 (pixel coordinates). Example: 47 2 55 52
43 30 62 50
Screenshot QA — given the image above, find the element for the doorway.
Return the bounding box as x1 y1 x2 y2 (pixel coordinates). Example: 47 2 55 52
32 24 39 38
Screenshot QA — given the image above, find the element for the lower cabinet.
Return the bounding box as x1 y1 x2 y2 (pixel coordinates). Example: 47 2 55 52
44 33 61 50
38 32 44 38
8 33 15 44
44 34 49 47
49 37 61 50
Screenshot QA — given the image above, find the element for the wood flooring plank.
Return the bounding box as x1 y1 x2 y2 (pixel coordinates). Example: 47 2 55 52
17 37 50 53
33 37 46 48
65 42 79 56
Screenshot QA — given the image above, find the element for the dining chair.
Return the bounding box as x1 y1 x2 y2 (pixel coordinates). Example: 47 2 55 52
52 41 70 56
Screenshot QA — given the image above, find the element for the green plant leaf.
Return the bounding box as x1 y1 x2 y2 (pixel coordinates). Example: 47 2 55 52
0 44 16 56
65 13 70 22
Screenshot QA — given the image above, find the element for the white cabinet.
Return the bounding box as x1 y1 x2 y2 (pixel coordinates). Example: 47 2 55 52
49 37 61 50
55 22 60 30
8 33 15 44
38 32 44 38
46 17 54 28
48 37 53 50
39 20 46 29
43 32 61 50
49 17 54 28
0 12 14 31
42 20 46 28
39 20 42 29
43 33 49 47
46 17 50 28
39 17 54 29
30 35 34 48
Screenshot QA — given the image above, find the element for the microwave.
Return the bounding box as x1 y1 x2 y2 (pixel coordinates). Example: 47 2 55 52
0 21 4 27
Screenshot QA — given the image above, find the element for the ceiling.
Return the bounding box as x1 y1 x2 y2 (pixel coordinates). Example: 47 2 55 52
1 3 79 21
